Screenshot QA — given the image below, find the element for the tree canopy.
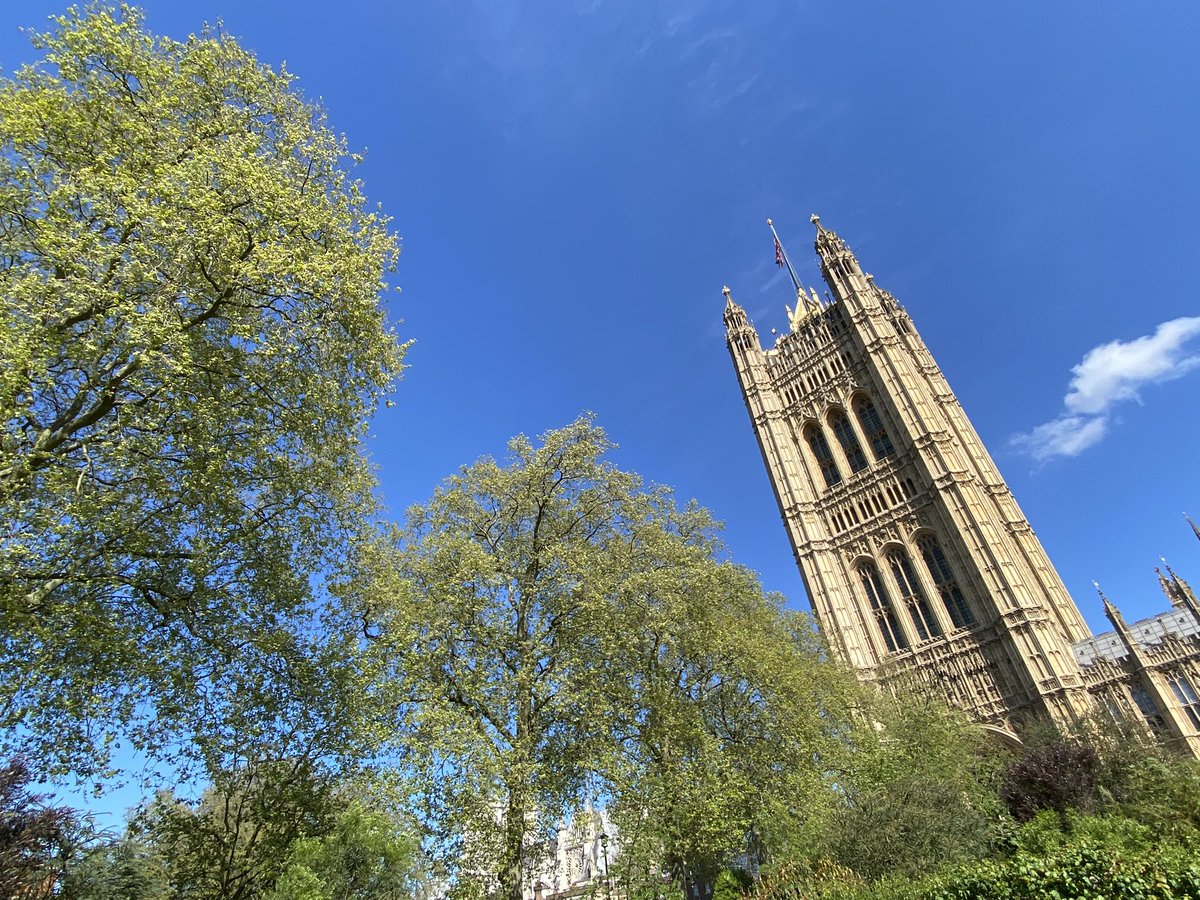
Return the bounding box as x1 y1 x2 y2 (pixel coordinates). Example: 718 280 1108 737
363 417 859 900
0 4 405 776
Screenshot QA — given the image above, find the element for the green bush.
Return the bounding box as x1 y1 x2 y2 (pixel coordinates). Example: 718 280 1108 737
712 868 753 900
749 814 1200 900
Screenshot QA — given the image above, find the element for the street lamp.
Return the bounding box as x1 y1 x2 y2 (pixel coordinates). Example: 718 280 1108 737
599 832 610 899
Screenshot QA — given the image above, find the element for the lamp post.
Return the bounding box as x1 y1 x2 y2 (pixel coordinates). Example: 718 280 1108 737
599 832 610 899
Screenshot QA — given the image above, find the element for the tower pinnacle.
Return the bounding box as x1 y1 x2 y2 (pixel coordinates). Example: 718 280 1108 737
810 214 862 293
722 286 749 331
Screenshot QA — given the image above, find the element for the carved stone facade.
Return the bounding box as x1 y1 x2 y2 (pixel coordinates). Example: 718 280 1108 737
522 806 615 900
1074 565 1200 757
724 215 1200 752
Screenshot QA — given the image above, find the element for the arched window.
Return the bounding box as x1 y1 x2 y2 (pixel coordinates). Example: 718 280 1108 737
829 410 868 473
804 425 842 488
917 535 975 629
886 548 941 641
854 397 896 460
857 561 907 653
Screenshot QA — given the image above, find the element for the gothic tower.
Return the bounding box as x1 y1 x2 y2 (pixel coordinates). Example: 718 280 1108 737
724 216 1094 731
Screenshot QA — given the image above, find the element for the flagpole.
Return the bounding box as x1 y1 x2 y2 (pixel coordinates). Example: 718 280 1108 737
767 218 803 296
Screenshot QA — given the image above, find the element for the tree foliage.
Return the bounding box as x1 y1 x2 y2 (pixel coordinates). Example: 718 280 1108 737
128 759 335 900
365 418 858 900
603 556 857 891
824 691 1005 882
0 4 405 776
750 813 1200 900
64 830 170 900
267 799 422 900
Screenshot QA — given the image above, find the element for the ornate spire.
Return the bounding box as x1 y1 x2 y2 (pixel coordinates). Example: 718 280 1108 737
722 285 748 331
1187 513 1200 543
1158 566 1182 607
811 213 868 300
1096 580 1135 644
1161 555 1189 585
1095 580 1118 615
1160 556 1200 626
811 213 849 257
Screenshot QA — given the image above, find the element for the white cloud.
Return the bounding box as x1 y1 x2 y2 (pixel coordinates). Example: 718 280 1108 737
1010 414 1108 462
1064 317 1200 414
1011 316 1200 462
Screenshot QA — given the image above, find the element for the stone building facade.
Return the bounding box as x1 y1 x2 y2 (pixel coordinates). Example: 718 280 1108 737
723 215 1200 753
522 805 615 900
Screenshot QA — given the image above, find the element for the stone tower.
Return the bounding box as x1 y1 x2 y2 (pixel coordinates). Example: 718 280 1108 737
724 215 1094 732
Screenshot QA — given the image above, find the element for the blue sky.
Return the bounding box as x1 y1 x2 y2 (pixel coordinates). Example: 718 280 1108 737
5 3 1200 655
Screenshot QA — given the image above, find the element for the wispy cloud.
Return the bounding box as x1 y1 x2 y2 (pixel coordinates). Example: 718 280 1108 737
443 0 802 143
1010 316 1200 462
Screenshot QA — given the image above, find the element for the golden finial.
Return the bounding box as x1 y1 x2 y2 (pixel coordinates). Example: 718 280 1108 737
810 213 820 225
722 285 731 298
766 218 773 226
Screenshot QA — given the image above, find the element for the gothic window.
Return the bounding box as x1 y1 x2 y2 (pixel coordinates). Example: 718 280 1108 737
1130 685 1167 734
854 397 896 460
830 410 868 473
804 425 842 488
1169 675 1200 730
887 548 942 641
857 562 907 653
917 535 975 629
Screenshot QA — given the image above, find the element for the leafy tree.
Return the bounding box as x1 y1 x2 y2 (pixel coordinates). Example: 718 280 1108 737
0 757 78 899
0 4 405 777
711 867 752 900
63 830 169 900
604 572 858 891
365 417 859 900
825 691 1005 882
130 757 335 900
1111 755 1200 846
268 799 423 900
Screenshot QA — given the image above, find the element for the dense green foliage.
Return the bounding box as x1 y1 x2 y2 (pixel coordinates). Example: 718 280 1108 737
267 800 422 900
748 728 1200 900
362 417 862 900
0 4 405 778
56 770 421 900
753 814 1200 900
822 693 1004 881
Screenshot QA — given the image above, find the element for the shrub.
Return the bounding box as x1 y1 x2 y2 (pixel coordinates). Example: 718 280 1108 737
1000 742 1099 822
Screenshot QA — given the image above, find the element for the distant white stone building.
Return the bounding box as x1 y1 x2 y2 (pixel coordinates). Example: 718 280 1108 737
524 804 616 900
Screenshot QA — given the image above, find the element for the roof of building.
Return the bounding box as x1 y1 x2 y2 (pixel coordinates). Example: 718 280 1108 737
1074 608 1200 666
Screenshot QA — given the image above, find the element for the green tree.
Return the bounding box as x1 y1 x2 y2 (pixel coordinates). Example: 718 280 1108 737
63 830 169 900
268 799 423 900
0 4 406 777
825 691 1005 882
365 417 858 900
603 570 858 892
131 758 333 900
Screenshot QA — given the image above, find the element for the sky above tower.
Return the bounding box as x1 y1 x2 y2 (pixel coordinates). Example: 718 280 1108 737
4 0 1198 636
